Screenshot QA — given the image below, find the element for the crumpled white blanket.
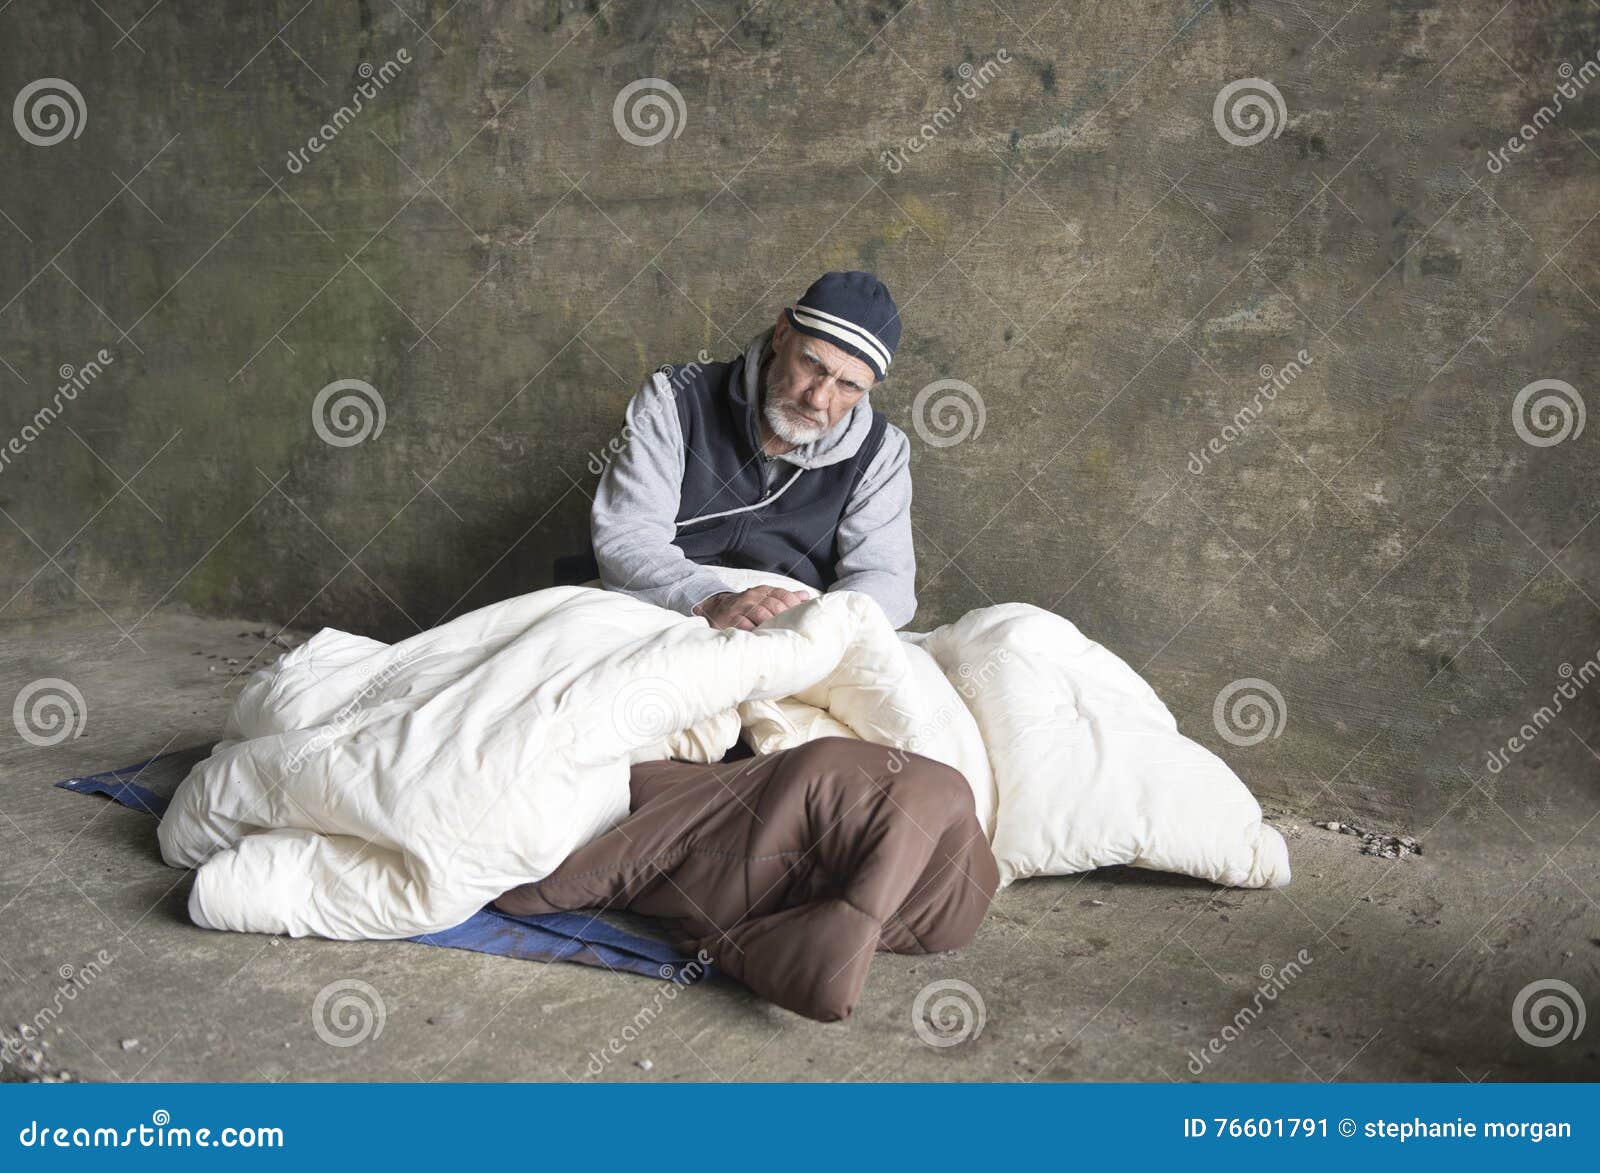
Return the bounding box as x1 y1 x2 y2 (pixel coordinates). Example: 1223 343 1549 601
158 573 1289 940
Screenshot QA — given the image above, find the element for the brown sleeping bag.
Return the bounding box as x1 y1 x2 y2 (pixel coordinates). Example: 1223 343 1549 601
495 737 999 1021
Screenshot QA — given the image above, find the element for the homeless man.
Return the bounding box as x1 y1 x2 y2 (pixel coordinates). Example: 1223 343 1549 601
590 270 918 631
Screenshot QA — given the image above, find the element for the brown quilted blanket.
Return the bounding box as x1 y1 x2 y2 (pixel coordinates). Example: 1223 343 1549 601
495 737 998 1021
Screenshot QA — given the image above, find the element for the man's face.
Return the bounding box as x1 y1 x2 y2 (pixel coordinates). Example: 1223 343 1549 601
762 312 876 446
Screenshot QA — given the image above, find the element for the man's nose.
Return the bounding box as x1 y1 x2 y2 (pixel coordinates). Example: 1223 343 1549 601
804 379 835 410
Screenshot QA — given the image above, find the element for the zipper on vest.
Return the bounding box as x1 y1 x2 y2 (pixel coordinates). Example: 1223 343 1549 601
675 464 803 530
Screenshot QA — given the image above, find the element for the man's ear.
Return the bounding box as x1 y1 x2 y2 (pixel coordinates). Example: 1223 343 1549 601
772 310 790 345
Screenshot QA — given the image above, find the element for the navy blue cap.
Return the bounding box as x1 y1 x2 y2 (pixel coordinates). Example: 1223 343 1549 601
784 270 901 381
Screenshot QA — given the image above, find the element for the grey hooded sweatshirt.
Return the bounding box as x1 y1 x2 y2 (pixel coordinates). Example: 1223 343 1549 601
591 327 917 627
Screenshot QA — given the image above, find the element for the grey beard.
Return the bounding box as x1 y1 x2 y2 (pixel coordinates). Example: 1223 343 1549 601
762 393 826 446
761 395 825 444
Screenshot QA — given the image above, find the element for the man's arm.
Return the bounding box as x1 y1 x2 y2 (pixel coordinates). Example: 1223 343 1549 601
591 373 732 616
830 424 917 627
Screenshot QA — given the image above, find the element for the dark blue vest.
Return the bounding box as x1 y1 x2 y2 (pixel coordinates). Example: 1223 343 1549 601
667 350 887 591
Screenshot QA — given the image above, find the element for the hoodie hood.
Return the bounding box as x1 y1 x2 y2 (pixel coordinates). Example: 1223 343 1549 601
738 327 875 470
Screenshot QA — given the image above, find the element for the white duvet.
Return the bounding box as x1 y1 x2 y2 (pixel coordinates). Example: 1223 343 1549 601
158 573 1289 940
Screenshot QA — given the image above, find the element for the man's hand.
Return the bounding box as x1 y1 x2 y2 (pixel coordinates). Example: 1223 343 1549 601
693 585 815 631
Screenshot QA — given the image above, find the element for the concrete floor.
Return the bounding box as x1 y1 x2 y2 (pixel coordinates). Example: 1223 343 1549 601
1 607 1595 1083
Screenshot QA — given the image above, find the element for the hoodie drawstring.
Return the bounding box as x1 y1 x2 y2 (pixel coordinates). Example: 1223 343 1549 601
675 465 804 530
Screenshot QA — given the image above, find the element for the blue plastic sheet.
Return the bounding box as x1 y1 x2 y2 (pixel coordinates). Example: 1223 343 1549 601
55 753 708 983
57 765 171 816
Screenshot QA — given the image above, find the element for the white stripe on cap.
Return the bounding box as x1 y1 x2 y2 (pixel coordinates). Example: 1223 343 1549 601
790 305 893 373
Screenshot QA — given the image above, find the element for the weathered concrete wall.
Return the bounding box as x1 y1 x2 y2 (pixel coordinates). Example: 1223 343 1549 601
2 1 1597 831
